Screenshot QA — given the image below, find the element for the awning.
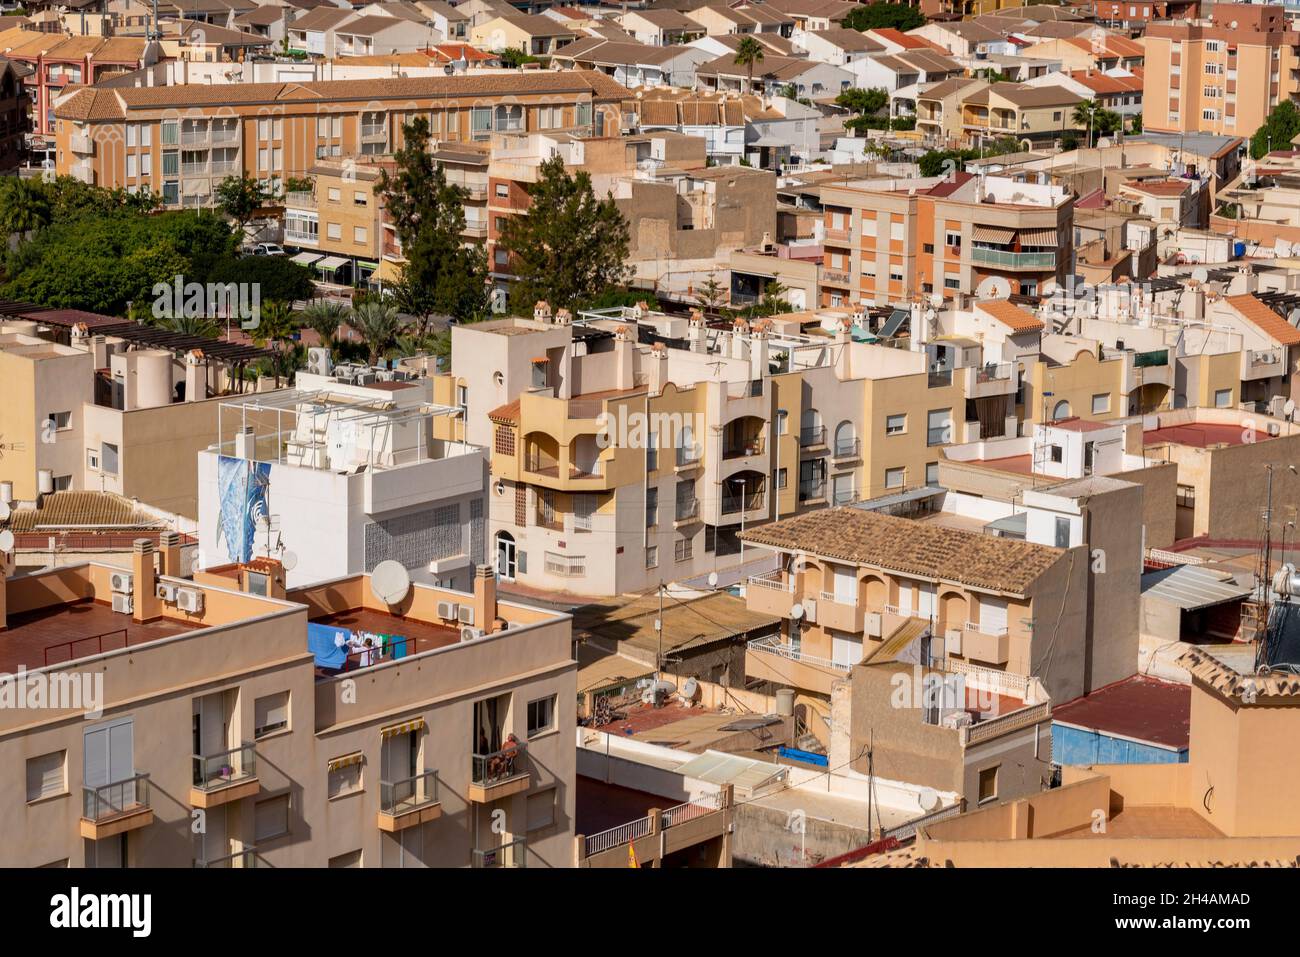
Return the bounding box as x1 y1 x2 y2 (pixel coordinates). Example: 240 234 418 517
291 252 323 267
972 225 1015 244
380 717 426 738
373 259 403 284
326 752 364 772
1020 227 1058 246
316 256 348 272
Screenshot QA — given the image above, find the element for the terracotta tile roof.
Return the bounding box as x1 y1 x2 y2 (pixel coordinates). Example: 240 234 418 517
1178 646 1300 700
868 27 941 50
6 491 168 531
1124 178 1190 197
1064 33 1144 59
487 399 521 424
1225 294 1300 347
976 299 1045 334
738 506 1063 596
1067 70 1143 95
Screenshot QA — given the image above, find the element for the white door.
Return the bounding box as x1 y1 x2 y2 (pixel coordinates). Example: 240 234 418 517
832 565 856 605
897 581 912 614
496 534 516 581
831 631 863 668
917 583 935 621
980 597 1008 634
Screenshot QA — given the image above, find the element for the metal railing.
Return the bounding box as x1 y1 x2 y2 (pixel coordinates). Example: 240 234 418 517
800 425 826 447
798 480 824 502
832 437 859 458
927 370 953 388
83 773 150 821
675 498 699 522
975 362 1013 383
192 743 257 791
883 800 965 841
748 634 849 672
723 437 765 458
585 817 651 856
663 790 724 828
472 742 528 788
473 836 526 868
380 770 439 816
722 490 765 514
44 628 130 667
194 847 263 868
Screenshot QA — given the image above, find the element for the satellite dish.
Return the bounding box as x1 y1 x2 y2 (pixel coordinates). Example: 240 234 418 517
0 500 9 522
707 571 719 588
1286 399 1297 420
370 560 411 605
281 550 299 571
1191 266 1209 284
0 530 13 552
930 293 943 308
790 603 805 620
919 786 941 812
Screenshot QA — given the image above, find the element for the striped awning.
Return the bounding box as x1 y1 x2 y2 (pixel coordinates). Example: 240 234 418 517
1019 227 1058 246
327 752 364 772
972 225 1015 244
380 717 426 738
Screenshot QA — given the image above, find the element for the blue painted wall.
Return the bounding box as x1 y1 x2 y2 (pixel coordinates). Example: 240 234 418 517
1052 722 1187 765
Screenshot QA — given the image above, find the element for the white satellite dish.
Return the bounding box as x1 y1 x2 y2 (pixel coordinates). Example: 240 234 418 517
707 571 719 588
0 500 9 522
1191 266 1209 284
281 550 299 571
790 603 805 620
919 786 941 812
0 530 13 552
370 560 411 605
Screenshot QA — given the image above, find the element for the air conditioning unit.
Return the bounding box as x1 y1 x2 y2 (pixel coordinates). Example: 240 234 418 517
306 347 333 376
436 600 459 621
946 628 963 657
110 571 133 594
156 582 179 602
111 593 133 615
802 598 817 624
460 625 483 642
458 605 475 626
864 611 882 637
941 711 972 730
176 588 204 614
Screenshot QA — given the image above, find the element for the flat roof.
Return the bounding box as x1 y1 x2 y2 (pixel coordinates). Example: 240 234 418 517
0 599 200 672
1143 422 1271 449
575 590 777 660
312 607 461 674
1051 674 1191 750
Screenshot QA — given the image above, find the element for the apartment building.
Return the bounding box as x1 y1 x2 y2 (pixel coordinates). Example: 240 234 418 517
0 548 575 867
739 479 1142 747
196 369 488 592
284 160 387 286
1092 0 1200 31
0 309 276 518
0 58 26 171
1142 2 1300 138
819 172 1073 306
914 76 988 149
957 81 1086 149
52 70 629 205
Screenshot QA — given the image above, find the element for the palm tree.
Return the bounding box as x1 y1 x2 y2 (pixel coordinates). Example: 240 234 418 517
250 299 301 382
0 178 51 240
351 300 403 365
167 312 219 338
1072 99 1097 146
734 36 764 94
302 298 350 354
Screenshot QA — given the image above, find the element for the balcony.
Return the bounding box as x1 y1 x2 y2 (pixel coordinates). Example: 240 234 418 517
745 571 795 617
674 498 700 526
721 489 765 516
378 770 442 832
69 132 94 154
831 437 859 461
958 621 1010 665
723 436 765 460
190 743 259 808
963 362 1016 399
194 847 264 868
746 633 849 696
800 425 826 449
80 774 153 840
473 836 526 868
210 126 240 146
180 128 209 147
1243 347 1286 381
468 742 530 803
798 480 825 504
284 190 314 208
674 444 703 472
822 268 851 286
817 591 865 632
969 246 1056 270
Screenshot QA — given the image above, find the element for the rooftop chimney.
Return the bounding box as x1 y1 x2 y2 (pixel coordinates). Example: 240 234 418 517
185 349 207 402
159 530 183 578
614 325 636 390
132 538 161 623
471 564 498 634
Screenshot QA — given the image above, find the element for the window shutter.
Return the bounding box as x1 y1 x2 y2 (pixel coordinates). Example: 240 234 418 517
26 752 65 802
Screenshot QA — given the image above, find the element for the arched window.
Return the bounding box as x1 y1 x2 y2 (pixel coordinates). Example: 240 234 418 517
1052 399 1071 420
834 420 856 457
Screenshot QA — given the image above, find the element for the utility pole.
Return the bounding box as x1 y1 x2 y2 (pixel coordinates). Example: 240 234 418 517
656 582 664 684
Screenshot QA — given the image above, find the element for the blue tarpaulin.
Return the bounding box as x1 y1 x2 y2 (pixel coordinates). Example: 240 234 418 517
308 623 349 669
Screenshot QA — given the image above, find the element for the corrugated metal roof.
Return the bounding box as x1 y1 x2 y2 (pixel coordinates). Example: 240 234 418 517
1141 564 1251 611
674 750 787 796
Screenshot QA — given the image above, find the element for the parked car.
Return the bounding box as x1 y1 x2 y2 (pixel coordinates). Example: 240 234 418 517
253 243 286 256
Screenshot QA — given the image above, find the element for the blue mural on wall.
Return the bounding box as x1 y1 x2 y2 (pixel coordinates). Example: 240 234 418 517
217 454 271 564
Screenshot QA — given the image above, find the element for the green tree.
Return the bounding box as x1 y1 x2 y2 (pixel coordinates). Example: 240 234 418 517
695 271 727 316
376 116 489 331
1250 100 1300 159
843 2 924 31
497 154 630 313
837 87 890 136
249 299 301 380
351 299 403 365
0 177 52 238
1072 99 1098 145
207 254 314 303
496 48 540 68
302 298 350 353
733 35 765 92
214 173 276 235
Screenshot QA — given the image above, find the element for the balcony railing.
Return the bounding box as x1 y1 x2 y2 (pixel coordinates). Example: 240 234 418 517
831 486 856 505
179 127 209 146
928 369 953 388
748 571 793 592
210 126 240 145
798 480 824 502
975 362 1013 383
969 247 1056 269
748 633 850 672
722 490 765 514
723 437 765 459
284 190 314 207
380 770 439 817
832 437 859 459
675 498 699 522
473 836 526 868
194 848 263 868
965 621 1008 637
585 817 651 856
83 773 150 822
472 742 528 789
192 743 257 792
800 425 826 447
